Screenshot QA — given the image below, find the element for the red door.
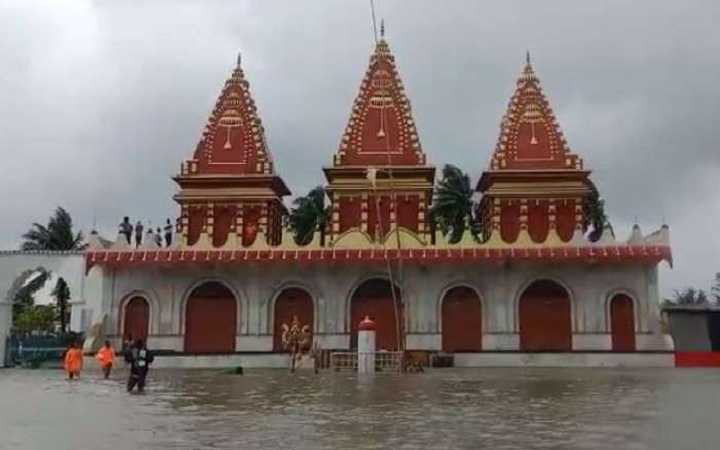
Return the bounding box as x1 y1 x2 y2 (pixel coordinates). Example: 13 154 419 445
519 280 572 351
123 297 149 342
350 279 403 351
184 282 237 353
442 287 482 352
273 288 314 351
611 295 636 351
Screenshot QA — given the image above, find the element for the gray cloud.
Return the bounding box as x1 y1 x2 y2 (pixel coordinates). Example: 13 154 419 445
1 0 718 297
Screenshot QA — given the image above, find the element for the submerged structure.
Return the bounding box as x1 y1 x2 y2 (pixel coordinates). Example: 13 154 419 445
1 33 673 367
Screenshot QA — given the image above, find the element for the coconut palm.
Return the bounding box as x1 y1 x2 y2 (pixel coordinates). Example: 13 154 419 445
21 207 85 251
11 268 50 326
288 186 330 246
430 164 481 243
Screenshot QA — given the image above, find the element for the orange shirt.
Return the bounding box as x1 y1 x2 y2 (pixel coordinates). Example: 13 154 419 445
64 348 83 373
96 346 114 367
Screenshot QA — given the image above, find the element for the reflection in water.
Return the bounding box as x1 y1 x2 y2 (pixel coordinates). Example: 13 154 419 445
1 368 719 450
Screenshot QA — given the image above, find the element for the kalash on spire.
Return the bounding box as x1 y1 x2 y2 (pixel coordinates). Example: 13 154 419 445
324 22 435 243
173 53 290 249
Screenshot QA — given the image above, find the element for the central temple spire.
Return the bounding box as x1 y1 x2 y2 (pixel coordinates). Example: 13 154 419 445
332 35 426 167
324 34 435 242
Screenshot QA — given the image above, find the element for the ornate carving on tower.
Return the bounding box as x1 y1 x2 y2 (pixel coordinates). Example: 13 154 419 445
477 53 594 245
185 53 274 176
333 35 426 167
490 53 582 171
174 53 290 248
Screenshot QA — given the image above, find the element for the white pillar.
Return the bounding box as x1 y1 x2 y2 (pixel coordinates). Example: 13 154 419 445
357 316 376 374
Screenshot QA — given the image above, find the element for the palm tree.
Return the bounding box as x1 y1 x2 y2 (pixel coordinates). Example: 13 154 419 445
21 207 85 251
583 183 611 242
52 277 71 334
11 268 50 326
288 186 330 246
430 164 481 243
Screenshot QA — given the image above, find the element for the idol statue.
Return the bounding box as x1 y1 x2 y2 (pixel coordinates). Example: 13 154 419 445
281 315 312 372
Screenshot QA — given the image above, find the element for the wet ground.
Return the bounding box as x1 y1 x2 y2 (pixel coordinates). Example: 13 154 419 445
1 367 719 450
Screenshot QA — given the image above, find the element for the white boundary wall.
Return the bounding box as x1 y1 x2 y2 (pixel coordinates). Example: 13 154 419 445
0 252 86 366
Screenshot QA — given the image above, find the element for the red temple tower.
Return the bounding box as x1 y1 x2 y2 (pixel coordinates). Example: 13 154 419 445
174 54 290 248
477 54 594 244
324 31 435 243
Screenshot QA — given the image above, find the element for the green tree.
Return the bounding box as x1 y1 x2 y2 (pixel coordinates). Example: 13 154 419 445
21 206 85 251
52 277 71 334
583 183 612 242
288 186 330 246
14 304 57 336
430 164 481 243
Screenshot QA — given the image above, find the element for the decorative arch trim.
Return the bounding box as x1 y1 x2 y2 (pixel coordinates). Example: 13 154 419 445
344 274 402 333
117 290 158 336
436 282 486 333
512 276 576 333
179 278 246 335
604 288 640 333
267 281 320 334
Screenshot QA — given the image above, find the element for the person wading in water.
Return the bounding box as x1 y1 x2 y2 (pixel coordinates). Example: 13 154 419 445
63 342 83 380
95 340 115 379
124 339 154 393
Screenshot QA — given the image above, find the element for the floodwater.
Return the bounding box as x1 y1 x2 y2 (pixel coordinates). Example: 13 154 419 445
1 367 719 450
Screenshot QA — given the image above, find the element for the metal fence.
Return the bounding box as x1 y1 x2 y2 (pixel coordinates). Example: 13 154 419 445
330 351 403 373
4 333 82 368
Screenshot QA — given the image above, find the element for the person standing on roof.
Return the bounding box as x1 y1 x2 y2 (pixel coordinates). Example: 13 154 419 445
119 217 133 245
163 219 173 247
134 221 144 247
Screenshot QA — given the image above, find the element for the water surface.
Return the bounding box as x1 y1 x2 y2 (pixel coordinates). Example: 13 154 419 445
1 367 718 449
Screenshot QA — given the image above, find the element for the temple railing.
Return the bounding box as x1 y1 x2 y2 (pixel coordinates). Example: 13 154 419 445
330 351 403 373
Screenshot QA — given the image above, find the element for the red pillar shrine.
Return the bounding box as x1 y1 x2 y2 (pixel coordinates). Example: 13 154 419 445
476 54 594 244
173 54 290 248
324 31 435 244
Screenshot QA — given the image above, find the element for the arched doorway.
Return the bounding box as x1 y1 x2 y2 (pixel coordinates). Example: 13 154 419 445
123 297 149 343
184 281 237 353
441 286 482 352
519 280 572 351
350 279 403 350
610 294 636 351
273 288 314 352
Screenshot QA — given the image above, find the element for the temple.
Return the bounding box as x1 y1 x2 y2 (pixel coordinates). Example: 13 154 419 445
0 35 675 367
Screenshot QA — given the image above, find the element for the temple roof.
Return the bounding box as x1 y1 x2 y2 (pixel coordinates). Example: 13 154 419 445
332 33 427 168
184 54 276 176
488 53 583 172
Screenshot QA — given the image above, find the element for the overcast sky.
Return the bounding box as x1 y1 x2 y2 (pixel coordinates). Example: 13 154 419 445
1 0 718 298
